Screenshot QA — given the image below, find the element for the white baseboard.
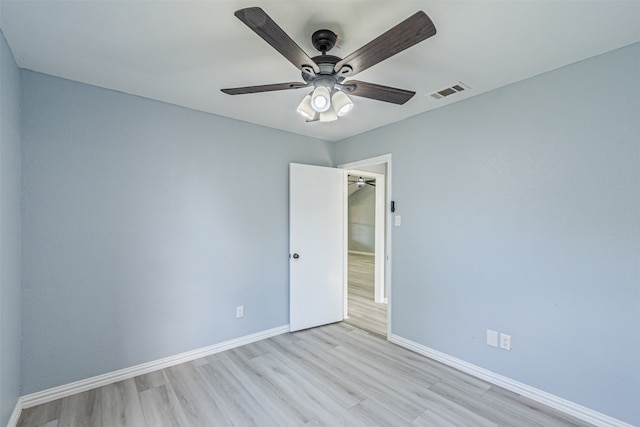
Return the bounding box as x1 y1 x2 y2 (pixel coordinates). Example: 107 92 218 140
19 324 289 411
389 334 632 427
6 397 23 427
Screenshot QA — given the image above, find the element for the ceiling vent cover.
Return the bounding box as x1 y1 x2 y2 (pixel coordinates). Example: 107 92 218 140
430 83 469 100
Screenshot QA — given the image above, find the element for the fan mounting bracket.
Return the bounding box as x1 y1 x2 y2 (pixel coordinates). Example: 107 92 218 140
301 65 316 80
336 65 353 77
336 82 356 93
311 29 337 54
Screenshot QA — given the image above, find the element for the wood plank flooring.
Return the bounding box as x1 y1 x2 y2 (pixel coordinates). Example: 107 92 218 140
344 252 387 337
17 322 593 427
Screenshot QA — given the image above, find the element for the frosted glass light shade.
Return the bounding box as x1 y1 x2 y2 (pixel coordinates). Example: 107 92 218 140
319 108 338 122
332 90 353 116
311 86 331 112
296 94 315 119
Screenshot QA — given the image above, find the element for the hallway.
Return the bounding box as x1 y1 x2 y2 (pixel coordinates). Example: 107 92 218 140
344 252 387 337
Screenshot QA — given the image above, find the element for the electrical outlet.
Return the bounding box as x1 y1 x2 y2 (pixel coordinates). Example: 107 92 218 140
236 305 244 318
487 330 498 347
500 333 511 351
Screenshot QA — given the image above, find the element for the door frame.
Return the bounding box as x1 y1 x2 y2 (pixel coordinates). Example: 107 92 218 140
339 154 392 338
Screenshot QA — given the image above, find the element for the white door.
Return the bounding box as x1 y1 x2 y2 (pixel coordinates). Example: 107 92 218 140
289 163 344 332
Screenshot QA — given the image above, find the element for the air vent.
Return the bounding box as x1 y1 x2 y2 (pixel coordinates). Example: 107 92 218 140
429 83 469 100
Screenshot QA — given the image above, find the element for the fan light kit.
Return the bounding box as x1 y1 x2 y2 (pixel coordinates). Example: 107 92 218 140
297 85 353 122
222 7 436 123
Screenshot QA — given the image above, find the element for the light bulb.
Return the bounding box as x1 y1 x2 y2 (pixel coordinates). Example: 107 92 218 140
311 86 331 112
314 96 327 110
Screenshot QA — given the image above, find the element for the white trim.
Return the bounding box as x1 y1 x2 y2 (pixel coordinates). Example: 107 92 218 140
370 172 386 304
389 334 633 427
342 171 350 320
20 325 289 410
338 154 392 171
6 397 23 427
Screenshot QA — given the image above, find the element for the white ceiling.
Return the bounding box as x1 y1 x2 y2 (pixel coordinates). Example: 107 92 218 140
2 1 639 142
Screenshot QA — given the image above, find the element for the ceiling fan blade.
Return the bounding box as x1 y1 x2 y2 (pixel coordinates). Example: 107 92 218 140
344 80 416 105
334 11 436 75
221 82 308 95
235 8 320 74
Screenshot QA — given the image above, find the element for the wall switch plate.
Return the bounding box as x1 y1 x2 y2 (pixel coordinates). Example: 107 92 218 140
500 333 511 350
236 305 244 318
487 329 498 347
395 215 401 226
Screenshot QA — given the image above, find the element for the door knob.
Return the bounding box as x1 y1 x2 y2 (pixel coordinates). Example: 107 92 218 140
292 253 300 259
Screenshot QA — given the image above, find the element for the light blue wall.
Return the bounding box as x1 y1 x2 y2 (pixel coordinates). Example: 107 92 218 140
348 185 375 253
0 29 22 426
20 70 332 394
334 43 640 425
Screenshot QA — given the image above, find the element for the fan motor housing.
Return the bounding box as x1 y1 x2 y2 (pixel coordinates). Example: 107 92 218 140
302 56 345 84
312 54 341 65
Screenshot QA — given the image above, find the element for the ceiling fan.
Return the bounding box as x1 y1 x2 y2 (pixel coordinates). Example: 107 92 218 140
221 7 436 122
349 177 376 187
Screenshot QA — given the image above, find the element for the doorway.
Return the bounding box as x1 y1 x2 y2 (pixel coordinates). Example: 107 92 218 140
340 155 392 338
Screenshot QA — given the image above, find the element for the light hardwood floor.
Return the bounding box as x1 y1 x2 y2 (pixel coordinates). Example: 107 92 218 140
17 322 593 427
344 252 387 337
